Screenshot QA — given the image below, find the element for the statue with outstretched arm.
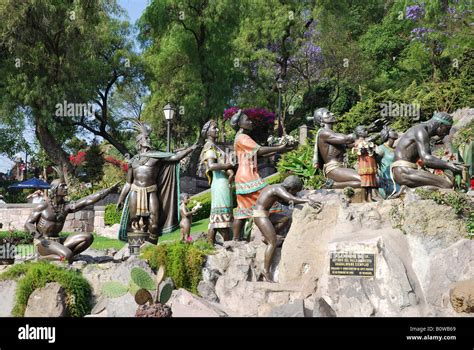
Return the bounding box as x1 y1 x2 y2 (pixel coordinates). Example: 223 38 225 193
391 112 463 192
117 120 198 244
253 175 322 282
24 168 119 263
311 108 361 188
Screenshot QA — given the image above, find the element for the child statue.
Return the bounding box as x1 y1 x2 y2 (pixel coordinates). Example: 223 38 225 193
253 175 322 282
179 193 201 242
352 126 378 202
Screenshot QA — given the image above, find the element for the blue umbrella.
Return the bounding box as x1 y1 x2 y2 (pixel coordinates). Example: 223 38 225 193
8 177 51 189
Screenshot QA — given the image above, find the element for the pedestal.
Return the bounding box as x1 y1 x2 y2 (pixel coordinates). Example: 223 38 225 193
128 232 147 256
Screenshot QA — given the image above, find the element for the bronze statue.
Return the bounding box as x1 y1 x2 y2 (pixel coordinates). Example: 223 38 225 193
231 110 295 241
392 112 464 191
117 121 198 244
353 126 379 202
253 175 322 282
179 193 200 242
198 120 235 244
24 168 119 263
375 129 400 198
312 108 361 188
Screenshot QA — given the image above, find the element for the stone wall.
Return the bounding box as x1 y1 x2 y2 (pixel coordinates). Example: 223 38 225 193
0 203 95 232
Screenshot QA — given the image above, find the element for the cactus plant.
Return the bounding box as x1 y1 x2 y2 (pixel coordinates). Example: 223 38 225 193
135 265 173 318
102 281 129 298
128 280 141 296
158 282 173 304
131 267 156 290
101 265 171 306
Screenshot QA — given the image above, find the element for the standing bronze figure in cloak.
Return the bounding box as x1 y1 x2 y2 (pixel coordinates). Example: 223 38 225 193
117 120 198 244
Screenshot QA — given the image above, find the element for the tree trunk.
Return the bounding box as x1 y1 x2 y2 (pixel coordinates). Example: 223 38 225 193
34 115 75 177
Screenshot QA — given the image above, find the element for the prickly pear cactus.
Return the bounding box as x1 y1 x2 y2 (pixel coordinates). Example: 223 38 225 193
131 267 156 290
102 281 129 298
158 283 173 304
128 280 141 296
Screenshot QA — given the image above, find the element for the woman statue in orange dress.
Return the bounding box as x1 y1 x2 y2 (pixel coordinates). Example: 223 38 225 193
230 109 295 241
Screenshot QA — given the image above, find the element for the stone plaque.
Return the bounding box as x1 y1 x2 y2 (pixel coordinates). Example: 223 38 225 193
329 251 375 277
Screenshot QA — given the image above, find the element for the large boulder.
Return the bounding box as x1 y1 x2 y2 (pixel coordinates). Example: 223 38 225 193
267 190 472 317
450 279 474 314
202 240 303 316
167 288 228 317
313 231 424 317
0 280 17 317
268 299 306 317
24 282 67 317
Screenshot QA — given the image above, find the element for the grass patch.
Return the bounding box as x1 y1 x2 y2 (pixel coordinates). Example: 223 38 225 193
90 234 125 250
141 239 214 294
0 261 91 317
159 218 210 243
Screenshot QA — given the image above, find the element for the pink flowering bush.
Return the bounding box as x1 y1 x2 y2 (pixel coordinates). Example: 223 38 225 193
223 107 276 144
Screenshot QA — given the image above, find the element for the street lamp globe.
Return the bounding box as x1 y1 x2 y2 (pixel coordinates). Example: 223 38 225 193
163 103 175 121
277 77 284 90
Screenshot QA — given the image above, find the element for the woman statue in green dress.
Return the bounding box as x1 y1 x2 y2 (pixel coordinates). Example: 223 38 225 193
376 129 399 198
199 120 235 244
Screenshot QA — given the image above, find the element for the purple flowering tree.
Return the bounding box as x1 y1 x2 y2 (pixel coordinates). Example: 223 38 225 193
406 4 425 21
223 107 275 144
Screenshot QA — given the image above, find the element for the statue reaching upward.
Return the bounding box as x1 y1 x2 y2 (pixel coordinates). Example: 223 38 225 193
25 167 119 263
312 108 361 188
392 112 464 191
117 120 198 244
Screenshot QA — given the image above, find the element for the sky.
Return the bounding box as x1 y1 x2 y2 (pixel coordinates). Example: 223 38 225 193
118 0 149 24
0 0 149 174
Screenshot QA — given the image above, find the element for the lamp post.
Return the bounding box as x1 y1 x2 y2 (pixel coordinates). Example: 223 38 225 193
277 77 284 137
163 103 175 152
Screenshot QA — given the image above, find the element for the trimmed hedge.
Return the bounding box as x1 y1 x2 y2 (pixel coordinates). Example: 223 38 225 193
104 203 123 226
188 191 212 222
0 231 69 245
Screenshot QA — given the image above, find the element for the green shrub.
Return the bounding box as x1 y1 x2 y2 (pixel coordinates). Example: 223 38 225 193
104 203 123 226
415 189 472 217
141 239 214 294
277 143 325 189
415 189 473 235
189 191 212 222
453 120 474 150
467 211 474 236
0 231 32 245
0 261 91 317
0 231 70 245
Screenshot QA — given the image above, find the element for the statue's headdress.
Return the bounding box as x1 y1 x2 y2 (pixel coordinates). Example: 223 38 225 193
230 109 243 130
431 112 453 126
130 119 151 142
49 166 66 198
201 120 216 139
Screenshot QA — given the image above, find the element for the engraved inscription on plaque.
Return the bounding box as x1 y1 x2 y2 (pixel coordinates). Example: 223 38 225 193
329 251 375 277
